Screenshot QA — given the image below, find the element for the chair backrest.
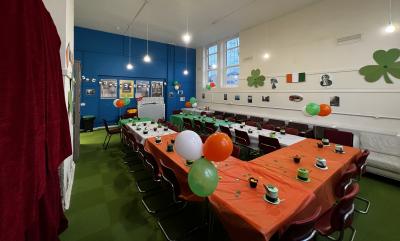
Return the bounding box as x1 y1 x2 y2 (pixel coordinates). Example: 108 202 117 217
331 183 359 231
157 118 165 124
262 122 275 131
324 129 354 147
205 122 216 134
172 110 181 115
355 149 370 175
226 116 236 122
258 143 277 154
169 125 179 132
285 127 299 136
235 129 250 146
194 119 203 131
200 111 207 116
235 114 248 123
279 206 322 241
219 125 232 138
245 120 258 127
314 126 337 140
231 144 241 159
183 118 193 130
223 112 235 118
214 111 224 116
103 119 110 133
335 164 357 198
259 135 281 149
287 122 309 132
267 119 285 127
159 161 181 202
249 116 264 123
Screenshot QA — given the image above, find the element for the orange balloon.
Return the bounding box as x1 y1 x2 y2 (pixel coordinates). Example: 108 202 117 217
116 99 124 108
319 104 332 116
203 132 233 162
185 101 192 108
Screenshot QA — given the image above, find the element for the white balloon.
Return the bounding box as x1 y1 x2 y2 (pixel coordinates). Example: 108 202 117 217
302 105 312 117
192 102 198 108
113 99 119 107
175 130 203 160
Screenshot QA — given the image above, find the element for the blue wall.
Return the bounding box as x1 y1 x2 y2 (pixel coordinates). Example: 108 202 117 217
75 27 196 127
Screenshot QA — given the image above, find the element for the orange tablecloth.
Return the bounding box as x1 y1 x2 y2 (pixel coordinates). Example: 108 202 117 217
144 134 361 241
251 139 361 211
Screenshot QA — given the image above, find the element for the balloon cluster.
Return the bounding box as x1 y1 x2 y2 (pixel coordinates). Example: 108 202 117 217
113 98 130 108
206 82 216 90
302 103 332 117
175 131 233 197
173 81 181 91
185 97 198 108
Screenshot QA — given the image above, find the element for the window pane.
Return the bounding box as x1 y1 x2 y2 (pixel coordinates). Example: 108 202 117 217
226 37 239 49
208 45 217 55
208 53 217 69
208 70 217 83
226 48 239 66
225 67 240 86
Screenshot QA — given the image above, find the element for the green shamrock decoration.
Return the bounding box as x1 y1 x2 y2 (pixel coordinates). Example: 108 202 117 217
247 69 266 88
359 48 400 84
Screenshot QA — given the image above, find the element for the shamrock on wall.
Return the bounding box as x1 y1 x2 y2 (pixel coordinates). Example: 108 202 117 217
247 69 266 88
359 48 400 84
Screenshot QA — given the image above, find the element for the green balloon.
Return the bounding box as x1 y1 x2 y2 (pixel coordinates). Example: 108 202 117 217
190 97 197 104
206 84 211 90
306 102 320 116
188 158 219 197
123 97 131 106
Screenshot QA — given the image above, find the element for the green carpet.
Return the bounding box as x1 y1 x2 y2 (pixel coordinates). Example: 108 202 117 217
60 130 400 241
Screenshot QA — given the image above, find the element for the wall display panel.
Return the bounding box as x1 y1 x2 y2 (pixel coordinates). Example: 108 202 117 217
136 80 150 98
119 80 134 98
100 79 117 99
151 81 164 97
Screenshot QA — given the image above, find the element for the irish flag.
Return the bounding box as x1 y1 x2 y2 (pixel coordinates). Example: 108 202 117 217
286 72 306 83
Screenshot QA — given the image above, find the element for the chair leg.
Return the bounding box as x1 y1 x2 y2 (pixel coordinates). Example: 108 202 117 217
326 226 356 241
103 134 111 150
355 196 370 214
103 134 109 148
104 135 112 150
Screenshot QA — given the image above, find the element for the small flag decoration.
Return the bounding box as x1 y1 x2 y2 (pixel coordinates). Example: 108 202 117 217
286 72 306 83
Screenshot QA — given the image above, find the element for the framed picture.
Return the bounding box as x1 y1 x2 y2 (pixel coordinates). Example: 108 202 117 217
168 91 174 98
86 89 95 96
202 93 205 99
100 79 117 99
119 80 134 98
248 95 253 103
136 80 150 98
151 81 164 97
235 95 240 101
224 93 228 100
180 96 185 102
330 96 340 107
262 96 270 102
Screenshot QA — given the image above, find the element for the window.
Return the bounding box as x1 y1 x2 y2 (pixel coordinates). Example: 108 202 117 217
206 44 218 85
224 37 240 87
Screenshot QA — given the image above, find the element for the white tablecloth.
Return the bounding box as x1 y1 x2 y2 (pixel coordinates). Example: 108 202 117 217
225 123 306 149
182 108 213 116
126 121 176 145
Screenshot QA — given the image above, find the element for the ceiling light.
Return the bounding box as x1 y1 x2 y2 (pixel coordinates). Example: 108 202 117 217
143 54 151 63
183 69 189 75
126 63 133 70
385 23 396 33
263 53 270 59
211 64 217 69
182 32 192 44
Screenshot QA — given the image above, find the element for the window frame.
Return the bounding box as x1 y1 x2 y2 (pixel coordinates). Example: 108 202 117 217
205 43 219 87
223 36 240 88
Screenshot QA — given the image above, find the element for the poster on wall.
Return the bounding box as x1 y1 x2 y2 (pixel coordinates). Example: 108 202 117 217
119 80 134 98
151 81 164 97
320 74 333 87
100 79 117 99
330 96 340 107
262 96 270 102
270 78 278 89
86 89 95 96
224 93 228 100
136 80 150 98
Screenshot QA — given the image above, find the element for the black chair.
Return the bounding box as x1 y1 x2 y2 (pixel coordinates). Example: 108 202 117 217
352 150 371 214
249 116 264 123
183 118 194 130
287 122 311 137
267 119 286 131
259 135 281 150
172 110 181 115
219 125 233 139
136 152 162 193
325 129 354 147
193 119 204 134
102 119 121 150
235 114 248 123
205 122 217 135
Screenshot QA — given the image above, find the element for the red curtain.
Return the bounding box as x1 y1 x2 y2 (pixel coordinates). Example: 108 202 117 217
0 1 72 241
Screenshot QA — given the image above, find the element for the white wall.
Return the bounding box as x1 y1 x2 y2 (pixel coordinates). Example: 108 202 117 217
196 0 400 135
43 0 75 210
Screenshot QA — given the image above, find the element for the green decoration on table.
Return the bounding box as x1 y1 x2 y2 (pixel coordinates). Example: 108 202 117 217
359 48 400 84
247 69 266 88
188 158 219 197
306 102 320 116
189 97 197 104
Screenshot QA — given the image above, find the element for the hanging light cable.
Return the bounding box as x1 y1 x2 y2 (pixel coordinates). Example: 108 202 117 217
126 36 133 70
183 47 189 75
385 0 396 33
182 16 192 44
143 23 152 63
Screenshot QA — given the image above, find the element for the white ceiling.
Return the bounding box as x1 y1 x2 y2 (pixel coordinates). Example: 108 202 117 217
75 0 322 48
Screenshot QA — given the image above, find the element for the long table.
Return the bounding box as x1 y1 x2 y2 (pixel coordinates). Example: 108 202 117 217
181 107 213 116
144 132 361 241
170 113 235 131
125 121 176 145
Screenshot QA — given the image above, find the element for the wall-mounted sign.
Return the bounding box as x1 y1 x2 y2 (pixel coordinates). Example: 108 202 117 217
86 89 95 96
262 96 270 102
270 78 278 89
119 80 134 98
330 96 340 107
289 94 303 102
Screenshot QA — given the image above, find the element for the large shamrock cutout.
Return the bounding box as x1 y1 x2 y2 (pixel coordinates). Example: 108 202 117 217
247 69 266 88
359 48 400 84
